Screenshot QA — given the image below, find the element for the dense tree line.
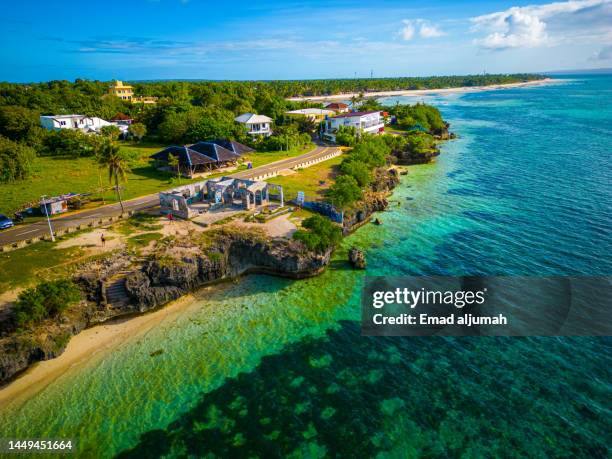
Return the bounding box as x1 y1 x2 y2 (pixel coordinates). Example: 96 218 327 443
0 74 527 183
0 136 37 182
266 74 543 97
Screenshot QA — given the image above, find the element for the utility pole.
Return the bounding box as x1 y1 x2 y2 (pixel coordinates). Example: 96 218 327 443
370 69 373 78
41 195 55 242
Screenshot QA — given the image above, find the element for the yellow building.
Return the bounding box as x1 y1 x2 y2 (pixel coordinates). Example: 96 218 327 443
132 96 158 105
108 80 134 101
108 80 158 104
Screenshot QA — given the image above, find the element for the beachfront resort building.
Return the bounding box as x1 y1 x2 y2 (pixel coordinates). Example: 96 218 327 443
159 177 284 219
235 113 273 136
151 140 253 177
325 102 350 114
40 114 113 132
322 111 385 142
285 108 335 123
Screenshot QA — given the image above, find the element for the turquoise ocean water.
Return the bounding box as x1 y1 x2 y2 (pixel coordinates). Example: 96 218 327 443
1 75 610 457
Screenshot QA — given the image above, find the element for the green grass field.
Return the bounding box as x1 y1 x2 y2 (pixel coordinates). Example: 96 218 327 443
0 241 84 294
0 142 172 215
0 142 315 216
265 154 343 202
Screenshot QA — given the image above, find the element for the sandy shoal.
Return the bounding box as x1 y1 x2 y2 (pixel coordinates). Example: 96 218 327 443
286 78 557 102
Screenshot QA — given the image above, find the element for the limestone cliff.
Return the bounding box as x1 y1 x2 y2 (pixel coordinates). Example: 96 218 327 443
342 168 400 234
124 229 330 310
0 229 329 385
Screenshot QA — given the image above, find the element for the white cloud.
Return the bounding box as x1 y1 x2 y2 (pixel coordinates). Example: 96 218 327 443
419 23 445 38
400 20 416 40
471 0 612 50
400 19 445 40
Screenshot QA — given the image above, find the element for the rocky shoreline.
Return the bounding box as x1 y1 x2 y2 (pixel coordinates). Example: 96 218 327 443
0 167 402 386
0 232 330 385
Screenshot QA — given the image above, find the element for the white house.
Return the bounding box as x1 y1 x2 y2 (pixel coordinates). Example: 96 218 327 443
235 113 273 136
323 111 385 142
285 108 335 122
40 115 113 133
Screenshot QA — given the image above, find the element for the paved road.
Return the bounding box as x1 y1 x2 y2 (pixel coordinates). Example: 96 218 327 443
0 146 338 247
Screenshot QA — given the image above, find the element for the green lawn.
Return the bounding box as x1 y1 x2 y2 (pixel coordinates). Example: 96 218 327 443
0 142 315 216
0 142 173 215
265 154 343 202
0 241 84 294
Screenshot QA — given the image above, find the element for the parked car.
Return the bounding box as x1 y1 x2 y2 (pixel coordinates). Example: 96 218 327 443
0 214 14 230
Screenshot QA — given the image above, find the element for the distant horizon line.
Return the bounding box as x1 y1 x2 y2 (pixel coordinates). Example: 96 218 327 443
1 68 610 84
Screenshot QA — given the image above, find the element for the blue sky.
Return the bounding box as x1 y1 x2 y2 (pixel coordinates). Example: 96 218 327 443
1 0 611 82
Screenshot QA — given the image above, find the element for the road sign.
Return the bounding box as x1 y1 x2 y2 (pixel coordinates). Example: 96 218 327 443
297 191 305 205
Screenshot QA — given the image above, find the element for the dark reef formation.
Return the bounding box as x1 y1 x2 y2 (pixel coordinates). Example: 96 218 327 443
348 248 366 269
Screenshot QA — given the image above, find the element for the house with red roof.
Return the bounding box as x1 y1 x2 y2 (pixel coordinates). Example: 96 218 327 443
324 102 350 114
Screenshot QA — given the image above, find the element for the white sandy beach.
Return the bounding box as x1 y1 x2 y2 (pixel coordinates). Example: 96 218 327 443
287 78 556 102
0 292 201 408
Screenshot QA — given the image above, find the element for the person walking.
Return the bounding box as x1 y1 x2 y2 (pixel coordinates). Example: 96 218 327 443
101 233 106 247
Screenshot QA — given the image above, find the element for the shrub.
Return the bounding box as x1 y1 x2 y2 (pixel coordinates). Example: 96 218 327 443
42 129 104 157
99 125 122 140
0 106 41 144
392 103 446 133
128 123 147 141
349 136 390 168
335 126 357 146
327 175 362 209
0 136 36 183
13 279 81 328
293 215 342 253
339 160 372 187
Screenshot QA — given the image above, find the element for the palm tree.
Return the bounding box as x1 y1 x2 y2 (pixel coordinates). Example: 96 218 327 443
97 141 130 214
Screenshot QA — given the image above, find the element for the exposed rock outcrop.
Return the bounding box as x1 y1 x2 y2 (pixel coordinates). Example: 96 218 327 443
124 229 330 310
342 167 400 234
0 302 93 384
392 148 440 165
348 248 366 269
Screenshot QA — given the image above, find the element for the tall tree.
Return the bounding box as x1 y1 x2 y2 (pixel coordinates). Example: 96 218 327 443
128 122 147 142
167 153 181 183
99 125 122 140
97 141 130 213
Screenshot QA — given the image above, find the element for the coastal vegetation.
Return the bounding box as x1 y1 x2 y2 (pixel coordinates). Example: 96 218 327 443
293 215 342 252
12 279 81 328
